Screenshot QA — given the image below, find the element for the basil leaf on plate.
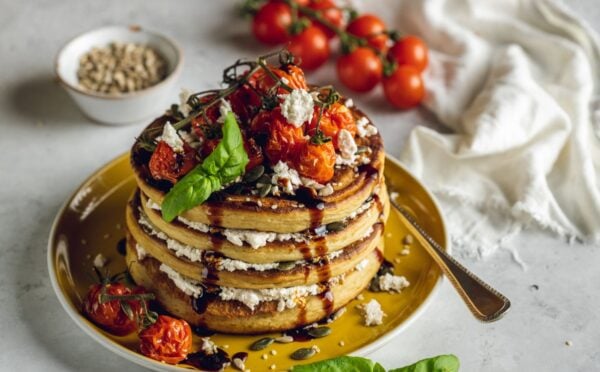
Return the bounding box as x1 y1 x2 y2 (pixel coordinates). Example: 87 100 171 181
389 354 460 372
291 356 386 372
161 112 248 222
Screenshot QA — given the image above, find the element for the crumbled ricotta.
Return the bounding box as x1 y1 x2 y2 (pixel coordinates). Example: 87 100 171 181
146 198 161 210
217 99 236 123
157 122 184 152
355 258 369 271
222 229 278 249
378 273 410 293
345 98 354 108
177 216 210 233
338 129 357 161
390 191 399 201
356 116 378 138
159 263 204 298
361 299 386 326
201 337 218 355
93 253 108 268
178 130 201 149
178 88 193 117
280 89 314 127
217 258 280 272
319 183 334 196
135 244 147 260
220 283 321 311
272 161 302 194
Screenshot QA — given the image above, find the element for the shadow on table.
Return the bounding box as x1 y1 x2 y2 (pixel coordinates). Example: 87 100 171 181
7 74 85 126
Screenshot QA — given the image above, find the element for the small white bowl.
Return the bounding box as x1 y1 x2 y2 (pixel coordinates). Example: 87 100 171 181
56 25 183 125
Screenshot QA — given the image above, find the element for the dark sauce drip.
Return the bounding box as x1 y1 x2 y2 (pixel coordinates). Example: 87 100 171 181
207 204 223 228
232 352 248 362
309 209 324 230
192 326 215 337
314 237 331 284
295 186 322 208
287 325 313 342
295 304 308 328
184 348 230 371
374 249 385 264
116 238 126 256
359 164 379 180
372 194 383 214
319 285 334 316
192 290 220 315
209 234 224 252
298 241 313 261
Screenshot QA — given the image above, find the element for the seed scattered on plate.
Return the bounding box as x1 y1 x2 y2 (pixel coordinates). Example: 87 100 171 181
275 335 294 343
307 326 331 338
250 337 274 351
565 340 573 346
261 353 268 360
403 234 414 245
269 364 276 370
356 294 365 301
270 350 277 355
290 347 316 360
338 340 345 347
400 248 410 256
394 257 402 263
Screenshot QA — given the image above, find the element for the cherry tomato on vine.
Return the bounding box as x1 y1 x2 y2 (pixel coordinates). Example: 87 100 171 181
346 14 389 52
306 102 356 149
139 315 193 364
382 65 425 109
294 140 336 183
83 283 146 336
306 0 344 39
264 108 306 165
389 36 429 72
287 25 330 70
336 47 382 92
149 141 198 184
252 2 292 45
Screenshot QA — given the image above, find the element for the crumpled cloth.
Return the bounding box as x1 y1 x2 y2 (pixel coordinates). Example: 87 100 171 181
365 0 600 257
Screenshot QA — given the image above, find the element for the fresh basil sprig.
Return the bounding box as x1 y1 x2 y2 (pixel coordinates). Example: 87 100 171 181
291 354 459 372
161 112 248 222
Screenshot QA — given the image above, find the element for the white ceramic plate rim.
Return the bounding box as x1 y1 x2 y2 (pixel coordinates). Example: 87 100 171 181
47 152 449 371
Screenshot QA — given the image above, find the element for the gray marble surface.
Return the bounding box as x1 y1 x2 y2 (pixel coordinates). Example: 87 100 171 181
1 0 599 371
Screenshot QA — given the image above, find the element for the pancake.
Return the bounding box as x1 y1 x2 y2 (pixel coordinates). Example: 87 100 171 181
126 234 384 334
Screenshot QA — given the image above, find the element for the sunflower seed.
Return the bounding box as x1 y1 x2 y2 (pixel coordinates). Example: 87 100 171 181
291 347 316 360
326 221 346 232
249 337 274 351
274 335 294 343
243 165 264 183
278 261 297 271
307 326 331 338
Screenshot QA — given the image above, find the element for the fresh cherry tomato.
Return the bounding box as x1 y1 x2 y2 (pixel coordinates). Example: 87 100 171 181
139 315 192 364
389 35 429 72
307 102 356 149
265 108 306 165
252 2 292 45
83 283 145 336
149 141 198 184
346 14 389 52
287 25 330 70
382 65 425 109
244 136 264 171
306 0 344 39
336 47 382 92
294 140 336 183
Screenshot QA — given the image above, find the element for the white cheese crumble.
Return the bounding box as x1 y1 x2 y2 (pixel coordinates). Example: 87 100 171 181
272 161 302 194
178 130 201 149
217 99 236 123
338 129 357 161
93 253 108 268
157 122 184 152
345 98 354 108
135 244 147 260
378 273 410 293
356 116 378 138
178 88 193 117
355 258 369 271
390 191 399 201
220 282 323 311
159 263 204 298
319 183 334 197
177 216 210 233
201 337 218 355
280 89 314 127
361 299 386 326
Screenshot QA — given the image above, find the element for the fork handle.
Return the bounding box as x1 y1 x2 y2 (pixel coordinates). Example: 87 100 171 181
392 202 511 322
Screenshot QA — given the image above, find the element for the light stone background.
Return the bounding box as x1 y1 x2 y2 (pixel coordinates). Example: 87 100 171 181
1 0 599 371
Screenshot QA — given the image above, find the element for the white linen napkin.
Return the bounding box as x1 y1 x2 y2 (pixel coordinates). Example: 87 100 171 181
363 0 600 258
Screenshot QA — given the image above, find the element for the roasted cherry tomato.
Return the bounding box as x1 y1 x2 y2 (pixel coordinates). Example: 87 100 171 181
307 102 356 149
306 0 344 39
190 94 220 140
265 108 306 165
149 141 198 184
244 136 265 171
139 315 193 364
294 140 336 183
346 14 389 52
382 65 425 109
83 283 145 336
336 47 382 92
287 25 330 70
228 85 262 124
389 35 429 72
249 64 308 97
252 1 292 45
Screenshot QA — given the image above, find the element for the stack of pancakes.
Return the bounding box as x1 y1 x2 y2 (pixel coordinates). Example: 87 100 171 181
125 111 389 334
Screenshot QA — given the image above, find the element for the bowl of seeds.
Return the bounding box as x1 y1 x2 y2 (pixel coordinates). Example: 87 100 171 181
56 25 183 125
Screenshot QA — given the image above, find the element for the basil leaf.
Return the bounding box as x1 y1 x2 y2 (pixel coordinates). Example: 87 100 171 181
389 355 460 372
161 112 248 222
291 356 386 372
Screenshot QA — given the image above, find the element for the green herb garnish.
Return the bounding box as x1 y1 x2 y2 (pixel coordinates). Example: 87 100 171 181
161 112 248 222
291 354 459 372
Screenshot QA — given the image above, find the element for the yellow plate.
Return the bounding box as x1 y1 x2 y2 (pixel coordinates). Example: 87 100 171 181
48 153 447 371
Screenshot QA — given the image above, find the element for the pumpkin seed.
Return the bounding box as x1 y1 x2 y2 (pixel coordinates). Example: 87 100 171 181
290 347 316 360
307 326 331 338
257 174 272 185
369 277 382 292
326 221 346 232
249 337 274 351
274 335 294 343
278 261 297 271
258 183 272 197
356 145 369 154
243 165 264 183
